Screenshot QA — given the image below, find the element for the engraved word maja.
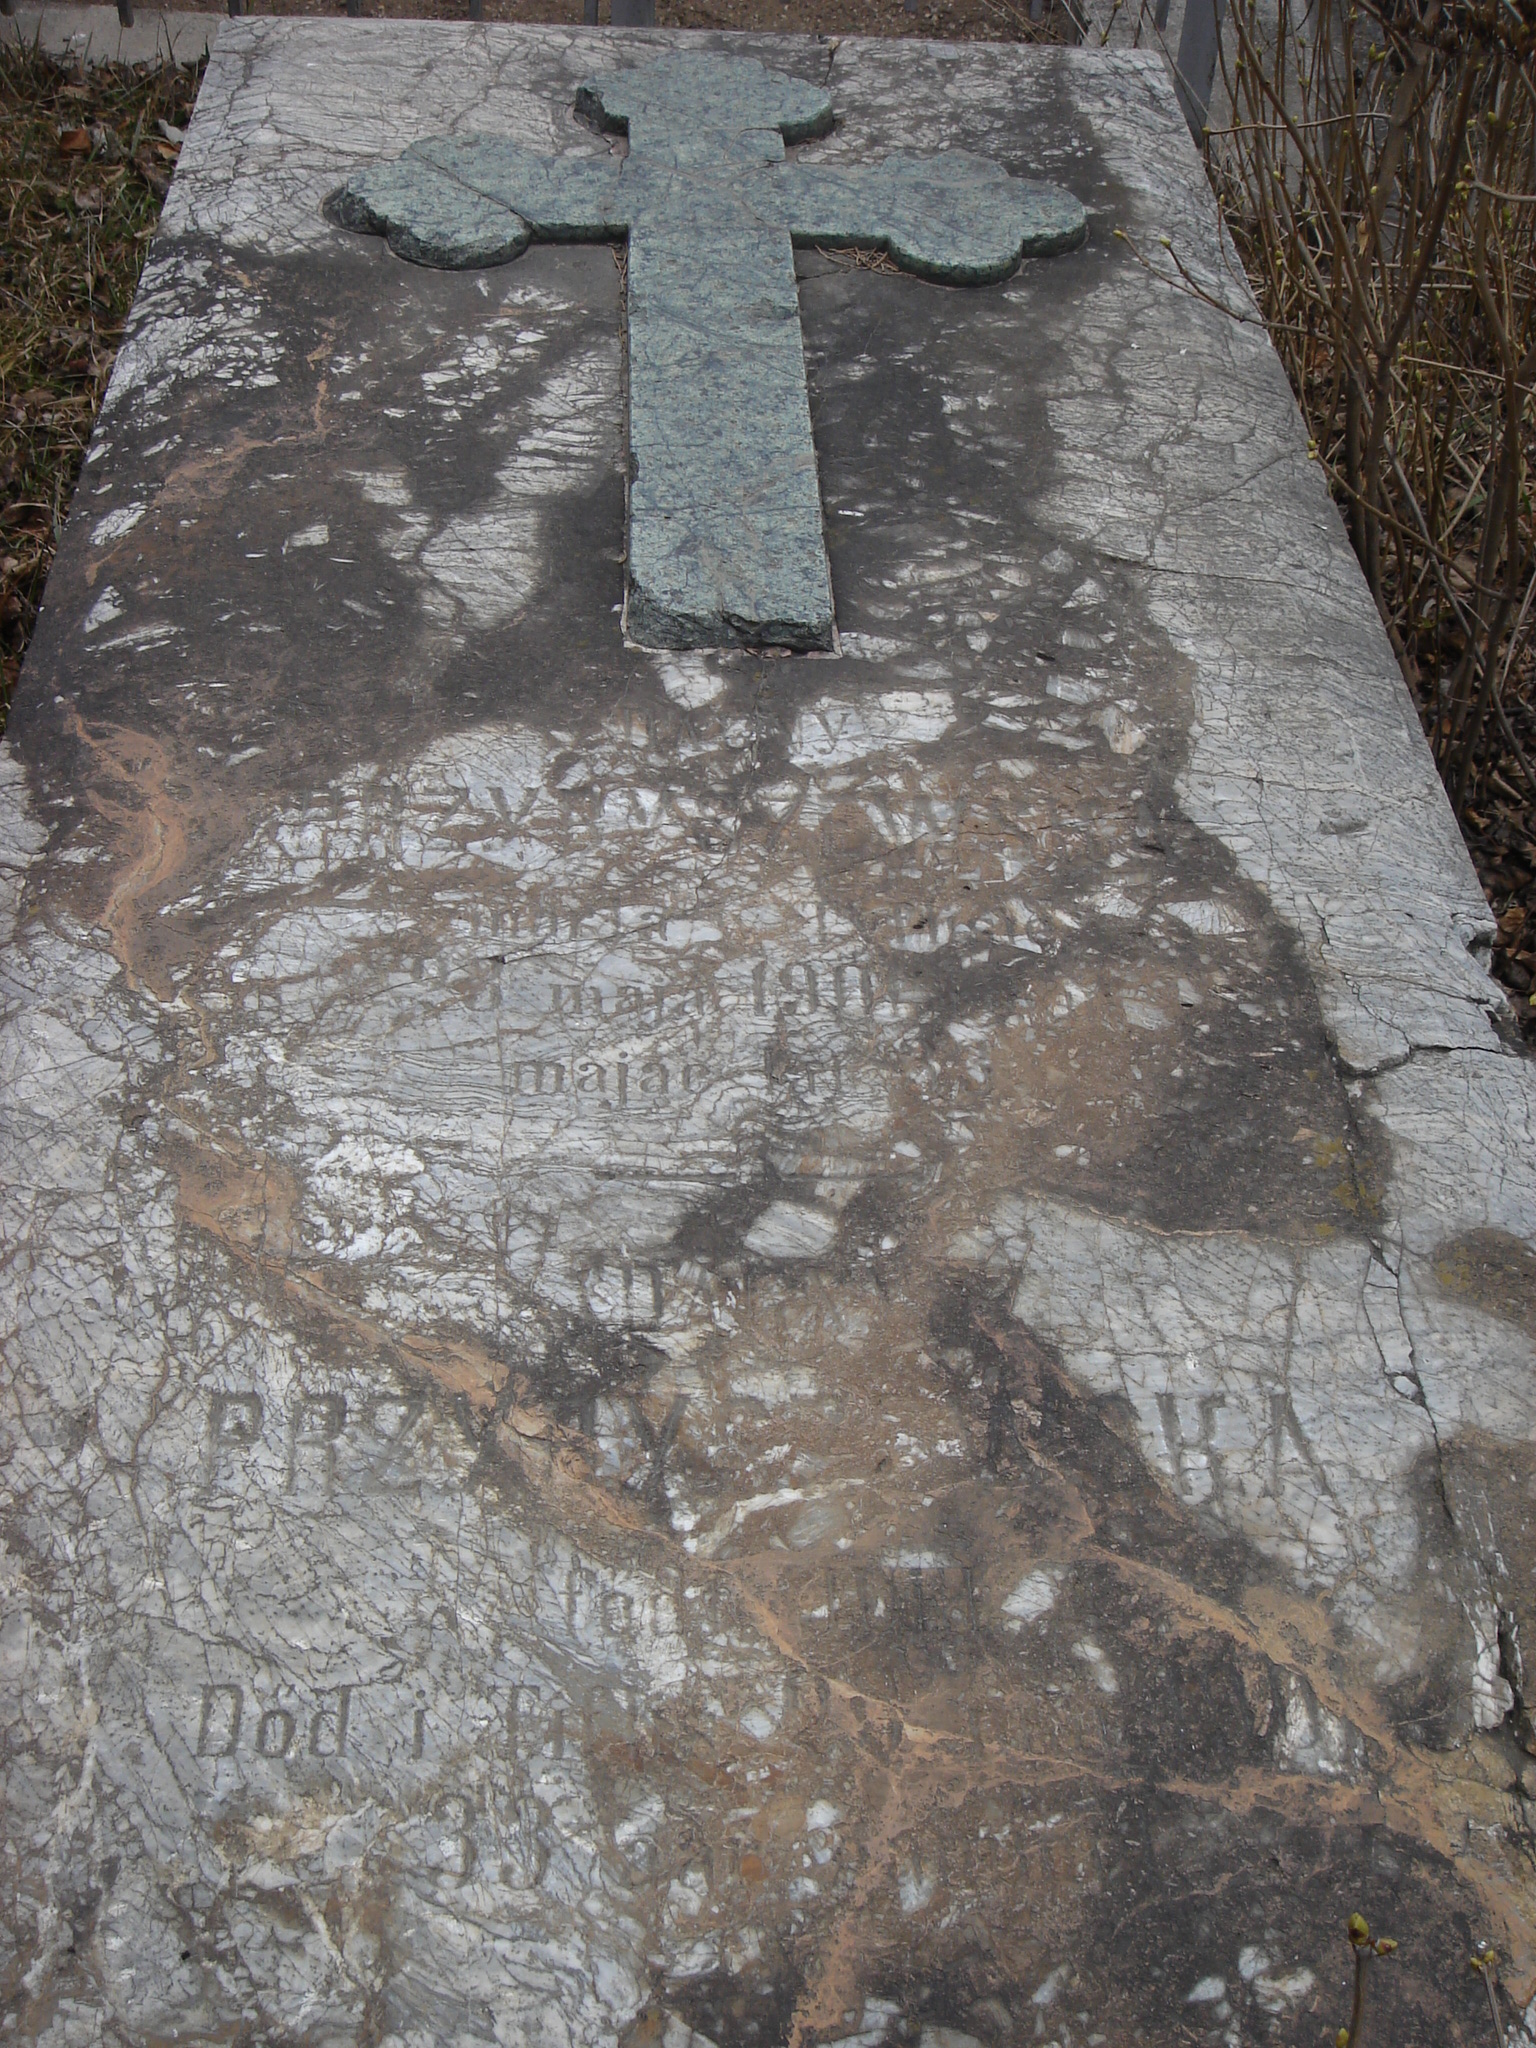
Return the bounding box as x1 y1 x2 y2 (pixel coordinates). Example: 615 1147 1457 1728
331 52 1085 652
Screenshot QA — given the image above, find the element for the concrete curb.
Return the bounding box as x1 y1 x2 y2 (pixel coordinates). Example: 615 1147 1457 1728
1 4 220 67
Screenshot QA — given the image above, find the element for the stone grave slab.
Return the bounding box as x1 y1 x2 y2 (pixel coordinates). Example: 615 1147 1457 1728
3 22 1536 2047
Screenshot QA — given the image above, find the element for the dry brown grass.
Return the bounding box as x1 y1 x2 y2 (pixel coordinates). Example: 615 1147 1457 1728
0 39 202 722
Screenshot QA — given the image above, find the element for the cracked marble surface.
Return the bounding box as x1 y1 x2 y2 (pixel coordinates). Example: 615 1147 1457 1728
3 23 1535 2048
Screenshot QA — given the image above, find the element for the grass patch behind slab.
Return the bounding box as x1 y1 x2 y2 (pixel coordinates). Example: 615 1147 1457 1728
0 39 203 721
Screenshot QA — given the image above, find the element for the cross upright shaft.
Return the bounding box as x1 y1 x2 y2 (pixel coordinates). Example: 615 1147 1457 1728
606 60 841 650
332 53 1086 652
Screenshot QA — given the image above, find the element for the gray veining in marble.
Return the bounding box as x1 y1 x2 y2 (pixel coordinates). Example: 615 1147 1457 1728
3 23 1536 2048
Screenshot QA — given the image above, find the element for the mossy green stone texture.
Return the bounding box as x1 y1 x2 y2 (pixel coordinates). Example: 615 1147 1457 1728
333 52 1086 650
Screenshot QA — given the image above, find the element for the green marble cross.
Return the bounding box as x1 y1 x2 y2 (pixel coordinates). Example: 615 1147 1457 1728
331 52 1086 653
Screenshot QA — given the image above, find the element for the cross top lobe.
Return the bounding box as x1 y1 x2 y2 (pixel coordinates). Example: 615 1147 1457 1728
332 52 1087 651
574 51 834 162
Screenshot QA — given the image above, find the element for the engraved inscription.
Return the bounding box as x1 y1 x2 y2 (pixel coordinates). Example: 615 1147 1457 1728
195 1685 353 1762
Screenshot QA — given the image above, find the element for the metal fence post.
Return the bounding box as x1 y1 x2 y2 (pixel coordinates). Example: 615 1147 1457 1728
1173 0 1224 141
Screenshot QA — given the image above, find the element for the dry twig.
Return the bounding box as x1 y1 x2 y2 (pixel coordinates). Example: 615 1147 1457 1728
1199 0 1536 1029
1335 1911 1398 2048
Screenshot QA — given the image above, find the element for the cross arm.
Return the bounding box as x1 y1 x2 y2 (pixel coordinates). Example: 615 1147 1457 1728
328 137 626 268
776 151 1086 284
